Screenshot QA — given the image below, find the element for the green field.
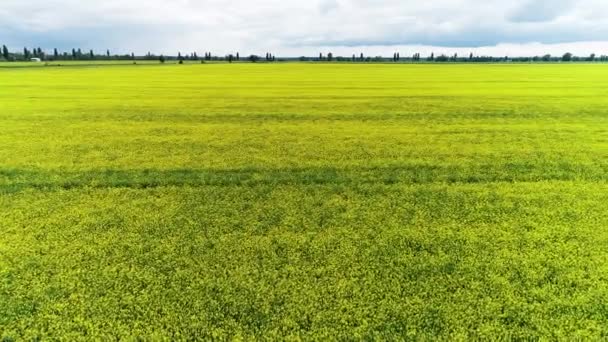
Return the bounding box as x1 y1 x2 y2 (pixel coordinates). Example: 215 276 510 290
1 63 608 339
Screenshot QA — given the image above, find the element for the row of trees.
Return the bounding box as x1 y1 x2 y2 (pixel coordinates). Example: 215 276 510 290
0 45 140 61
0 45 256 63
2 45 608 63
304 52 608 63
176 52 236 62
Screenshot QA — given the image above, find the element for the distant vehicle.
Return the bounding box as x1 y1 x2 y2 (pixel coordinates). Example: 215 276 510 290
31 58 41 62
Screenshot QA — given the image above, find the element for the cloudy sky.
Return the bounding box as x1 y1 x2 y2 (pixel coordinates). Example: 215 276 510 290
2 0 608 56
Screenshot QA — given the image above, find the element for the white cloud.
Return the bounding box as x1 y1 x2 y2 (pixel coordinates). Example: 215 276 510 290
1 0 608 56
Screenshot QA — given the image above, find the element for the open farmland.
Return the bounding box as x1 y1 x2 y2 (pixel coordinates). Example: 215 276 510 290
1 63 608 339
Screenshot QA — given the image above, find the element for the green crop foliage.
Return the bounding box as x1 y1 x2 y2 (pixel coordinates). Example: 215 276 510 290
1 63 608 340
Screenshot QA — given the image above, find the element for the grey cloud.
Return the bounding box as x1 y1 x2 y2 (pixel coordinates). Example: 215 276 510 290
319 0 340 14
509 0 574 23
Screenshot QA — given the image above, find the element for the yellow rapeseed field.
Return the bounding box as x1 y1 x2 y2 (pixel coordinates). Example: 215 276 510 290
1 62 608 339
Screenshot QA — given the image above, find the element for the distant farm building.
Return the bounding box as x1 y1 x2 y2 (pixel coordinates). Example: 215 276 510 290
31 58 41 62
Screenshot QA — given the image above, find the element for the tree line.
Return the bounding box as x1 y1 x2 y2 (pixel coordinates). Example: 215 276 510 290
305 52 607 63
0 46 139 61
2 45 608 63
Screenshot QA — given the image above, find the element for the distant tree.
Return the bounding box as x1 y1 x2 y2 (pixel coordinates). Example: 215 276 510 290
249 54 260 62
352 54 356 62
436 54 449 62
588 53 596 62
561 52 572 62
2 45 9 60
428 52 435 61
236 52 240 61
228 54 233 63
131 52 135 60
89 50 94 59
469 52 474 60
178 52 183 63
77 48 82 59
54 48 59 59
327 52 333 61
319 52 323 61
360 53 364 61
541 54 551 62
159 55 165 63
23 47 30 60
72 48 77 59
